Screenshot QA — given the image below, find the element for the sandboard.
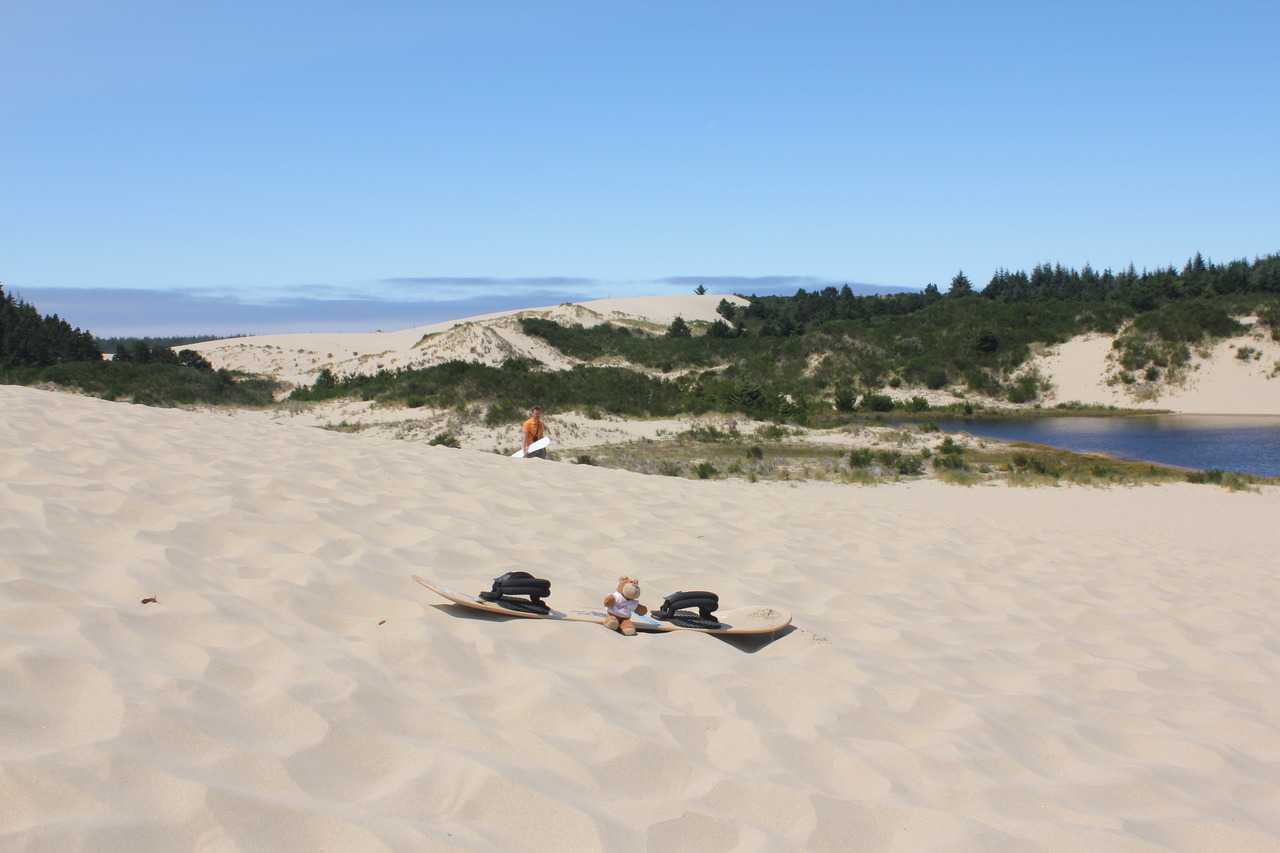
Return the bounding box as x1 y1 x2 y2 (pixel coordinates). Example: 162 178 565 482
511 436 551 457
413 576 607 624
412 575 792 635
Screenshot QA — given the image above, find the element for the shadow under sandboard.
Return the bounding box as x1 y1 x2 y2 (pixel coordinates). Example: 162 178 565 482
709 624 795 653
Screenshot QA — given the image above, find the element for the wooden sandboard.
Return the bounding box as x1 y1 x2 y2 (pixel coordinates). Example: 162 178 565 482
413 576 606 623
412 576 791 635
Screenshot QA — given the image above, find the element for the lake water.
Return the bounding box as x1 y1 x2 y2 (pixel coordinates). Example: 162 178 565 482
901 415 1280 478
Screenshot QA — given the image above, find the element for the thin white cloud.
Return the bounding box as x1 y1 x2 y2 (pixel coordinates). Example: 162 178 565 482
17 275 912 337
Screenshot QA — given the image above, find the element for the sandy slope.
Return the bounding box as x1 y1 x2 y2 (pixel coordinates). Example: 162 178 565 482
1032 329 1280 415
186 294 748 390
3 383 1280 852
184 293 1280 418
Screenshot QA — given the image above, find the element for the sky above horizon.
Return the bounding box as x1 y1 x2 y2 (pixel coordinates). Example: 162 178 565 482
4 0 1278 336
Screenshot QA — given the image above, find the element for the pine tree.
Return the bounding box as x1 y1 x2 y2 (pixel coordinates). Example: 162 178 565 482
0 284 101 368
948 271 974 297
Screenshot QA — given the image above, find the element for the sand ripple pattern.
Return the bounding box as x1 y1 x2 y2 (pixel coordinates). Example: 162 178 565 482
2 385 1279 852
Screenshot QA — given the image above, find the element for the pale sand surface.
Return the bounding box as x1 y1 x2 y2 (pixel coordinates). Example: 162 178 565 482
186 294 750 390
4 383 1280 852
1031 328 1280 415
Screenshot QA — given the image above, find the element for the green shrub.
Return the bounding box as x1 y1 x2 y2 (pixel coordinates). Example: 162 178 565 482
485 402 524 425
428 432 461 448
833 388 857 412
860 392 894 413
759 424 794 440
895 454 925 476
847 448 873 468
314 368 337 391
1006 374 1040 404
875 449 901 468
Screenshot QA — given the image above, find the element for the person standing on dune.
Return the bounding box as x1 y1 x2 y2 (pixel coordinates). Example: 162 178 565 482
520 406 548 458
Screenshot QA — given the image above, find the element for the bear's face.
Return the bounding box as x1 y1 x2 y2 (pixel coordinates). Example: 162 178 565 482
616 577 640 600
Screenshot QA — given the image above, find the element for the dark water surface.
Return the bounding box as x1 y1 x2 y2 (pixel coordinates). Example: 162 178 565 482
904 415 1280 478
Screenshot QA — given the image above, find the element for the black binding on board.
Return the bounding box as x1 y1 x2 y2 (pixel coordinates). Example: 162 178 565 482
652 590 721 628
478 571 552 612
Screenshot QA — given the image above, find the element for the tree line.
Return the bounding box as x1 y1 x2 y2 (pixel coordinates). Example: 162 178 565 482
0 284 101 368
2 286 270 405
713 252 1280 335
112 340 214 371
95 334 243 355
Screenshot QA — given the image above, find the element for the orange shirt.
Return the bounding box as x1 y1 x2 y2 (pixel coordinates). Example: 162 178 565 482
522 416 545 441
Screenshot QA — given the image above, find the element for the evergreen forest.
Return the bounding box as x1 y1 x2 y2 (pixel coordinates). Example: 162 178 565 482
1 285 276 406
1 284 101 368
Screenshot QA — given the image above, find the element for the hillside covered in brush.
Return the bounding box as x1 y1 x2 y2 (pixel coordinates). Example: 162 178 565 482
288 253 1280 423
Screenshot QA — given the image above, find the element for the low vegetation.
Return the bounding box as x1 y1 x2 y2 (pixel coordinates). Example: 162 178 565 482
1 360 279 407
564 426 1269 490
94 334 246 355
2 285 277 405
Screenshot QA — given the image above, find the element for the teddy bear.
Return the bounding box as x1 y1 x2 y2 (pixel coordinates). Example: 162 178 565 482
603 576 648 636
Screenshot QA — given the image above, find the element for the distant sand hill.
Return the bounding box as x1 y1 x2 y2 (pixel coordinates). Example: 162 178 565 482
187 294 1280 416
186 294 748 389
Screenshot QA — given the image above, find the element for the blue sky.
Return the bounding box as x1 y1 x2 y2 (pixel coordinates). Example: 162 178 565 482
4 0 1278 336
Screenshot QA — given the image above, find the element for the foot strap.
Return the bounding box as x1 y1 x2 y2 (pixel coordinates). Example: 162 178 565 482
479 571 551 611
653 590 721 628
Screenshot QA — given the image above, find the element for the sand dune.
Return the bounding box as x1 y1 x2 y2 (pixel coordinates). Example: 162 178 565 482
1032 328 1280 415
183 292 1280 420
4 382 1280 852
186 294 748 390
